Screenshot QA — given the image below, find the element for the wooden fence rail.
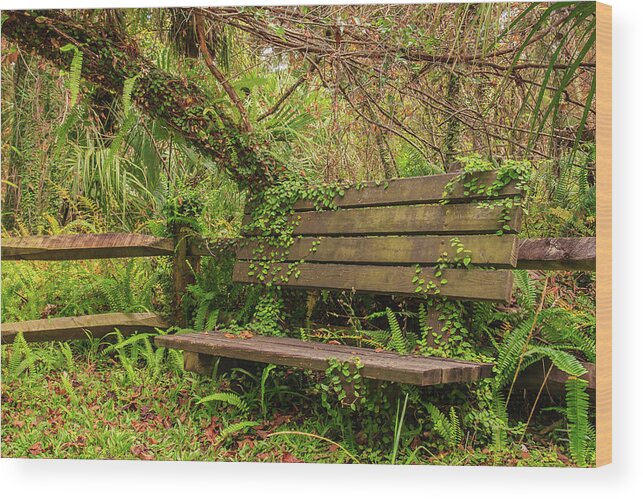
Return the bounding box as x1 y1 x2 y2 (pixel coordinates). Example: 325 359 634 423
1 312 167 344
1 233 596 271
1 233 175 260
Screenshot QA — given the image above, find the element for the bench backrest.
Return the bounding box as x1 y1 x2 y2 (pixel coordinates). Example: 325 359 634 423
233 172 522 303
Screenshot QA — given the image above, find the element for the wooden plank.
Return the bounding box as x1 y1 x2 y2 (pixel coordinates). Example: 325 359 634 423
198 236 597 271
289 172 521 211
1 233 174 261
236 235 518 267
218 334 489 384
518 359 596 392
243 203 522 237
155 332 492 386
596 2 612 467
1 312 168 344
221 333 490 382
233 262 514 302
516 237 595 271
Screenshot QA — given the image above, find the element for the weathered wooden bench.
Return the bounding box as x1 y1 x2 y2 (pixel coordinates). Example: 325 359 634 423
156 172 523 386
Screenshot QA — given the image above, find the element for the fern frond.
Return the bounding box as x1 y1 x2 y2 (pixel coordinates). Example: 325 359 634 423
60 44 83 107
418 303 432 354
260 364 277 417
218 421 259 441
8 332 33 379
423 401 452 444
493 318 533 389
205 309 219 331
566 378 590 466
491 387 509 449
526 345 587 377
122 75 139 114
513 270 536 310
448 407 463 447
198 391 249 413
386 308 411 354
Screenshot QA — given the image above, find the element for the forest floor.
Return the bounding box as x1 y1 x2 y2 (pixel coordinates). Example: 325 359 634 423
1 340 575 466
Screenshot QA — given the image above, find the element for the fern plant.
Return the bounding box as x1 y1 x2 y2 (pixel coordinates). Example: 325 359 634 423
386 308 411 354
5 332 35 380
486 270 595 464
197 391 249 414
566 378 593 466
59 43 83 107
422 401 462 449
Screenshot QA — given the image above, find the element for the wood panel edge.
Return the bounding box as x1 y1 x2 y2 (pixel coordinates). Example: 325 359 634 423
596 1 612 468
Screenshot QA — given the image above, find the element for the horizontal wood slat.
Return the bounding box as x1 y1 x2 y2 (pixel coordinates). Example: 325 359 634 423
516 237 596 271
1 233 596 272
236 235 518 267
289 172 521 211
243 203 522 237
155 332 493 385
517 359 596 393
233 262 513 302
1 312 168 344
2 233 174 261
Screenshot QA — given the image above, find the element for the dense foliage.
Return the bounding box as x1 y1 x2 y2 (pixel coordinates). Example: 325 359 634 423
2 4 596 465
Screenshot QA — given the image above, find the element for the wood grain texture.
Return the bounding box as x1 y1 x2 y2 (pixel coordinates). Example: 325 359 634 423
233 261 514 302
196 236 596 271
1 233 174 261
1 312 168 344
516 237 596 271
596 2 612 467
244 203 522 237
290 172 520 211
155 331 493 385
236 235 518 267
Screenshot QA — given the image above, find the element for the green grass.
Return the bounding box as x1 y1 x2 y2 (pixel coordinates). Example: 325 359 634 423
1 337 576 466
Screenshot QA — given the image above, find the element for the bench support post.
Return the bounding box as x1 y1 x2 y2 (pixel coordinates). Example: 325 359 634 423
172 226 200 328
184 351 214 376
183 351 261 377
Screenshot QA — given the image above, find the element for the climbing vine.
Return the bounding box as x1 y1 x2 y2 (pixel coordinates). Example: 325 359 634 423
442 155 531 235
230 175 351 336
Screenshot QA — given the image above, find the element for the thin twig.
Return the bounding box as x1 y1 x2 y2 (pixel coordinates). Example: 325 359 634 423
518 361 555 445
506 276 549 409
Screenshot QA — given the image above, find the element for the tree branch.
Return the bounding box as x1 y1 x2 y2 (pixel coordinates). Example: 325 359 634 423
195 13 252 133
2 10 276 189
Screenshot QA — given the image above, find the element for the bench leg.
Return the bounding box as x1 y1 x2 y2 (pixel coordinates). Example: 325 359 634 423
183 351 262 377
184 351 214 376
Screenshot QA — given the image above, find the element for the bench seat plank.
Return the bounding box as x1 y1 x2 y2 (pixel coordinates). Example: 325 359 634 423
236 235 518 267
233 262 514 302
155 332 493 385
1 312 168 344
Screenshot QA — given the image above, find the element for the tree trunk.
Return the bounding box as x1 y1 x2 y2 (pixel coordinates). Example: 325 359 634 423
2 10 279 190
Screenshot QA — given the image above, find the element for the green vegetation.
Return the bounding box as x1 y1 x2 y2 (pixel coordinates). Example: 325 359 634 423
2 330 581 465
2 4 596 466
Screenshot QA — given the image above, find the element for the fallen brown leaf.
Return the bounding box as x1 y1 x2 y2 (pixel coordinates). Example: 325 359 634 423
28 442 44 456
130 444 154 460
281 452 303 463
11 419 25 429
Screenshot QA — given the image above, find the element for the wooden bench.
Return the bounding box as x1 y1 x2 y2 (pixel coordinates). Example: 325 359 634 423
156 172 523 386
